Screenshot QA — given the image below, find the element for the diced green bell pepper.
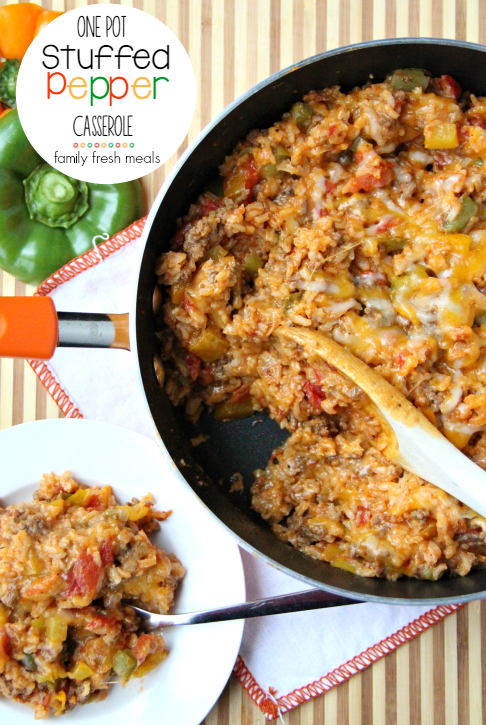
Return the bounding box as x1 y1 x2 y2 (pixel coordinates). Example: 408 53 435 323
214 400 255 420
262 163 278 179
382 238 406 253
386 68 430 92
274 144 290 163
21 653 37 672
113 649 138 680
441 195 478 233
290 102 315 132
338 149 353 166
283 291 303 314
245 252 263 275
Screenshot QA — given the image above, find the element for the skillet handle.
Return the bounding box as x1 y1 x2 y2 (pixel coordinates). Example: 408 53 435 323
0 297 130 359
0 297 58 359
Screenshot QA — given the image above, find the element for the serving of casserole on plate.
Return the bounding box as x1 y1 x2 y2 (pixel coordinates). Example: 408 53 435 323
0 420 244 724
0 471 184 718
157 68 486 583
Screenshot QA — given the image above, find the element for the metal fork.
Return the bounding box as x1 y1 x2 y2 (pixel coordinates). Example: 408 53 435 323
124 589 357 629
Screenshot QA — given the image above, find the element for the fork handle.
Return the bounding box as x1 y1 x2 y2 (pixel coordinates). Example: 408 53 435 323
134 589 358 628
185 589 357 625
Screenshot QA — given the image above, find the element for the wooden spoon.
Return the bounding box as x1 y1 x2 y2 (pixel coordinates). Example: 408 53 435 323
278 326 486 518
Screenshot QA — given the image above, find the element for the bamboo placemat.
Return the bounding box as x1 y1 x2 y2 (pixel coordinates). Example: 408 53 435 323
1 0 486 723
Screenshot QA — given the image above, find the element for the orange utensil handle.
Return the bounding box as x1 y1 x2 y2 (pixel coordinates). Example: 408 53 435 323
0 297 130 359
0 297 58 359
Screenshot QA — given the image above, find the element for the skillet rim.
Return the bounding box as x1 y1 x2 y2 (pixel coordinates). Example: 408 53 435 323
131 37 486 605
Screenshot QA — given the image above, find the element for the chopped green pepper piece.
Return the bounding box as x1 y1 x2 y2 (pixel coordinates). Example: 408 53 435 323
22 654 37 672
245 252 263 275
350 135 364 151
0 59 19 108
442 195 478 232
283 291 303 315
113 649 138 680
44 679 60 693
338 149 353 166
386 68 430 92
262 163 278 179
391 265 428 298
474 158 484 167
204 175 225 197
214 400 255 420
188 329 229 362
382 238 406 253
70 661 94 680
202 244 228 262
274 144 291 163
290 102 315 132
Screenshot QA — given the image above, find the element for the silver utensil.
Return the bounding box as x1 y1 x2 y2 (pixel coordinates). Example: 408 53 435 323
125 589 357 629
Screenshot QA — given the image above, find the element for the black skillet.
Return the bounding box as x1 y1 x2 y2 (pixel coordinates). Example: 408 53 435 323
5 38 486 606
134 38 486 606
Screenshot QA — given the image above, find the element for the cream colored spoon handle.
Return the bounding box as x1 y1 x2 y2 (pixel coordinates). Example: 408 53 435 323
280 327 486 517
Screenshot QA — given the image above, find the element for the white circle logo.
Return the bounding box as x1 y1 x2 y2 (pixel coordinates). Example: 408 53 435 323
17 4 196 183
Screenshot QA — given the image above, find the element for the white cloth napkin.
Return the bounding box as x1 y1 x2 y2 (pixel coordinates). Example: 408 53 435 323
33 231 461 719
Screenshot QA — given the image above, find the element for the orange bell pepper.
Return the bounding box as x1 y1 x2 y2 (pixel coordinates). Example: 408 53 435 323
34 9 63 39
0 4 62 60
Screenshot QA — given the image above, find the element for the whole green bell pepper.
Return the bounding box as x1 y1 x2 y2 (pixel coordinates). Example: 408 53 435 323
0 108 143 284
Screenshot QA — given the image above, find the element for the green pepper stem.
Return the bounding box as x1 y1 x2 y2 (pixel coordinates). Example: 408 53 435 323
24 164 89 229
41 172 76 203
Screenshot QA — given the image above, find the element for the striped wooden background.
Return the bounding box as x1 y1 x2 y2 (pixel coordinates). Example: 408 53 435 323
1 0 486 723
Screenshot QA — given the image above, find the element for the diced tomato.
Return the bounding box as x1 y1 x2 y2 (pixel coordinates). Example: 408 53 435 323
244 158 261 191
375 215 400 233
356 506 371 526
85 614 119 634
305 380 326 409
65 551 103 601
173 222 191 249
439 75 461 99
23 573 62 599
86 490 107 510
198 365 214 386
319 179 336 198
469 114 486 129
397 352 406 369
183 295 198 314
433 151 448 170
394 96 405 112
133 633 157 663
229 383 251 404
100 539 114 567
348 165 393 193
224 155 262 202
354 268 388 286
184 352 201 381
197 194 223 217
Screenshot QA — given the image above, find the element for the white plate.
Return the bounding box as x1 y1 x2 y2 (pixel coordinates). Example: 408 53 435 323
0 419 245 725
